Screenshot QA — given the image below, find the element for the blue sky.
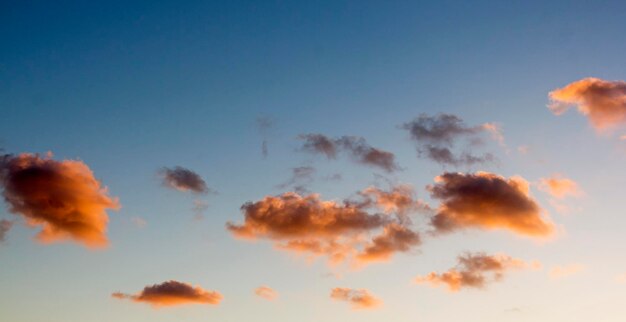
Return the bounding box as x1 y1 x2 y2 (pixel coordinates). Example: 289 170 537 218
2 1 626 321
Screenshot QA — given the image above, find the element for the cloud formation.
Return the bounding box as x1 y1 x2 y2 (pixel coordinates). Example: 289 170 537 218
402 114 499 167
415 252 534 291
538 174 582 199
330 287 382 309
298 134 399 172
0 153 120 248
227 186 423 266
254 286 278 300
548 77 626 130
0 219 12 243
112 280 222 307
428 172 553 238
159 166 210 194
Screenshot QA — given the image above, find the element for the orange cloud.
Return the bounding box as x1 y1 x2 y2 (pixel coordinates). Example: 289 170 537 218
254 286 278 300
112 280 222 307
415 252 535 291
0 153 120 248
538 174 582 199
227 187 422 266
330 287 382 309
549 264 584 279
548 77 626 130
428 172 553 238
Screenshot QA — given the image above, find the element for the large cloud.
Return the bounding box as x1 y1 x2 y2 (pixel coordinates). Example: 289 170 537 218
0 153 120 248
414 252 535 291
548 77 626 130
112 280 222 307
402 114 500 167
227 186 423 266
330 287 382 309
428 172 553 237
0 219 12 243
158 166 210 194
298 134 400 172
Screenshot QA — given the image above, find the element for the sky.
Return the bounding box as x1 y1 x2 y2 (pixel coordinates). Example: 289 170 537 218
1 1 626 321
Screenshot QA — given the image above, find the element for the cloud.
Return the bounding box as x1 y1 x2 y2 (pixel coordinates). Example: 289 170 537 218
298 134 400 172
276 166 316 193
0 153 120 248
227 186 422 266
548 77 626 130
112 280 222 307
330 287 382 309
254 286 278 300
414 252 535 291
538 174 583 199
257 116 273 158
402 114 500 167
0 219 12 243
159 166 210 194
428 172 553 238
549 264 584 279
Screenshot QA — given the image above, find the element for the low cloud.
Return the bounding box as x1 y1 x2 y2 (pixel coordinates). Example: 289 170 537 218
538 174 583 199
330 287 382 309
254 286 278 300
415 252 535 291
428 172 553 238
0 153 120 248
227 185 423 266
112 280 222 307
298 134 400 172
402 114 501 167
548 78 626 130
0 219 12 243
159 166 211 194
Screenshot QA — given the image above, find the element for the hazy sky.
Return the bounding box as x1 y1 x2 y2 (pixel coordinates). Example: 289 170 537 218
2 1 626 322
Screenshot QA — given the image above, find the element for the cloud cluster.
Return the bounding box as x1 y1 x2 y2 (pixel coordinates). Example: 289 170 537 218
227 186 423 266
298 134 399 172
330 287 382 309
0 153 120 248
0 219 12 243
402 114 499 167
254 286 278 300
538 174 582 199
112 280 222 307
548 77 626 130
415 253 534 291
159 166 210 194
428 172 553 238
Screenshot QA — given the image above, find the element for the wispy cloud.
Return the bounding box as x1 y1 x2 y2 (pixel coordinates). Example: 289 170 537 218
330 287 382 309
254 286 278 300
112 280 222 307
158 166 211 194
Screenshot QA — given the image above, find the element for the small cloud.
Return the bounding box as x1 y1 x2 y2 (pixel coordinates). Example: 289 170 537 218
112 280 222 307
254 286 278 300
549 264 584 279
538 174 583 199
330 287 382 310
158 166 211 194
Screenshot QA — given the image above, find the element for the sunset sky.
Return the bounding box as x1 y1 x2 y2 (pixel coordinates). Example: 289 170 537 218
2 1 626 322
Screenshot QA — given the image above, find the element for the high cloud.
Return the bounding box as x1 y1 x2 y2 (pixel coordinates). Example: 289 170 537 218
330 287 382 309
159 166 210 194
402 114 500 167
112 280 222 307
0 219 12 243
538 174 582 199
254 286 278 300
415 252 535 291
548 77 626 130
0 153 120 248
298 134 400 172
227 186 424 266
428 172 553 238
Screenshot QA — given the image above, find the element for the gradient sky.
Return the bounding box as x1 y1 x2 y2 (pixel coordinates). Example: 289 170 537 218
2 1 626 321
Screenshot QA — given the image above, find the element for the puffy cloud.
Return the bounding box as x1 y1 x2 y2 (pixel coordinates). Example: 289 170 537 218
298 134 399 172
538 174 583 199
330 287 382 309
549 264 584 279
159 166 210 194
227 186 422 266
0 153 120 248
414 253 534 291
0 219 12 243
254 286 278 300
112 280 222 307
402 114 500 167
428 172 553 238
548 77 626 130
